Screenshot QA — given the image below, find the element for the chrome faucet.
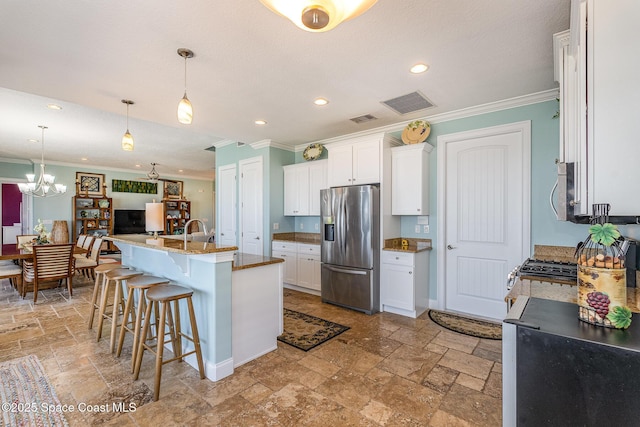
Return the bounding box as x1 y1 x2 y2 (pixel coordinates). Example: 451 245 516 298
183 219 208 250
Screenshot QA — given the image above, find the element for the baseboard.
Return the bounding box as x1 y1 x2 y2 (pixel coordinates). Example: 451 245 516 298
167 342 234 382
283 283 320 296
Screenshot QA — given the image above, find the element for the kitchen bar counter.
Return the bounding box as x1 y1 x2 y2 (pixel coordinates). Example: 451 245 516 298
107 234 237 254
232 252 284 271
383 237 432 253
106 234 282 381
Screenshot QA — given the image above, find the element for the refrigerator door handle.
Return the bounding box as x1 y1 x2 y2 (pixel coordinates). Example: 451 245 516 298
324 265 367 275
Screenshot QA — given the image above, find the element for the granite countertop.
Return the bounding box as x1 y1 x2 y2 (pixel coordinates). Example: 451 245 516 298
232 252 284 271
383 238 432 253
506 278 640 314
106 234 238 255
272 232 321 244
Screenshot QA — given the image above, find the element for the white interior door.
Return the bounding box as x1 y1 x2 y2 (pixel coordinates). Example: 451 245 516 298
217 164 237 247
239 157 263 256
438 122 530 320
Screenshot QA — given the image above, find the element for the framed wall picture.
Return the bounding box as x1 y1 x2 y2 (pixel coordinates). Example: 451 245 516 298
163 180 183 200
76 172 105 197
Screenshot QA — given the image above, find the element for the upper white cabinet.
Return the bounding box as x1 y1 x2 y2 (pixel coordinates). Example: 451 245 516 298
327 137 380 187
283 160 327 216
558 0 640 216
391 143 433 215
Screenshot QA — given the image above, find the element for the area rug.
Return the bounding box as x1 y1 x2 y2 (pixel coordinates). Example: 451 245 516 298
0 354 69 426
428 310 502 340
278 309 350 351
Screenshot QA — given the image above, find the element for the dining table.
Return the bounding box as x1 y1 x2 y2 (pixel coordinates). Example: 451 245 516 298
0 244 87 261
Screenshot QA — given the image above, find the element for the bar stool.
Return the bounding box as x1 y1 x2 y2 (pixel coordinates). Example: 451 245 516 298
133 284 205 401
116 274 170 371
87 264 125 330
95 267 143 352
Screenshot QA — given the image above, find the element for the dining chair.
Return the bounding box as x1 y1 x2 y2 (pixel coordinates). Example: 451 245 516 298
21 243 74 303
74 235 95 260
75 237 103 280
16 234 38 249
76 234 87 248
0 263 22 292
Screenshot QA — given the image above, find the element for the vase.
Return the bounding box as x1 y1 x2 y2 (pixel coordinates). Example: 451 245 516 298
577 264 626 328
51 220 69 244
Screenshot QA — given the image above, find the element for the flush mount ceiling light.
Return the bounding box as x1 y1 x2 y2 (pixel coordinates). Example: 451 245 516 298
254 119 267 125
121 99 135 151
177 48 194 124
314 97 329 106
18 125 67 197
259 0 377 32
46 103 62 110
410 63 429 74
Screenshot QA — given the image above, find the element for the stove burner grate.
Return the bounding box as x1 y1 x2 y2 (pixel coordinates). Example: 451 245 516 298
516 258 577 284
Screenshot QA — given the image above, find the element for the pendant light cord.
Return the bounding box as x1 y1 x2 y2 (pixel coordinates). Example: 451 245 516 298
184 55 188 94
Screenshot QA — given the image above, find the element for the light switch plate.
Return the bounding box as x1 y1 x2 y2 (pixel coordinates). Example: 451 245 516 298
273 223 279 230
414 225 421 233
315 223 319 230
300 223 304 230
424 225 430 233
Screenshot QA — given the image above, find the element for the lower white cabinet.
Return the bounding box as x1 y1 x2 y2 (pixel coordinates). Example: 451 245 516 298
272 241 321 293
272 241 297 285
381 250 429 318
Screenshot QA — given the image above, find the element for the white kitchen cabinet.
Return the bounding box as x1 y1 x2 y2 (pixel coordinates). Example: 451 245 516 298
271 241 297 285
381 250 429 318
283 160 327 216
296 243 321 291
557 1 640 217
327 137 380 187
391 143 433 215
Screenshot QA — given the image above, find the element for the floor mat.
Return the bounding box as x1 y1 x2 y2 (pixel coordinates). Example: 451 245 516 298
278 308 350 351
428 309 502 340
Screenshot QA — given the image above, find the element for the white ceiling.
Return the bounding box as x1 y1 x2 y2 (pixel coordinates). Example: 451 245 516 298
0 0 569 180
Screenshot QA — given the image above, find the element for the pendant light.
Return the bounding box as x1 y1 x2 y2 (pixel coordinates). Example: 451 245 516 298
18 125 67 197
259 0 378 32
121 99 134 151
177 48 194 124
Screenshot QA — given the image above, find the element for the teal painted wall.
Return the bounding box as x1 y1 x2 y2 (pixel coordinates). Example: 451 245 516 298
4 162 214 237
216 143 294 255
0 161 32 179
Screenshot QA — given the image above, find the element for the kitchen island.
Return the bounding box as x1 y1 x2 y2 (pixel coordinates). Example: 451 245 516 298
106 234 283 381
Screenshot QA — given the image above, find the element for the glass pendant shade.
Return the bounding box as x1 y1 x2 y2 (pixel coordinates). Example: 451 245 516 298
259 0 377 32
178 93 193 124
18 125 67 198
122 130 134 151
121 99 134 151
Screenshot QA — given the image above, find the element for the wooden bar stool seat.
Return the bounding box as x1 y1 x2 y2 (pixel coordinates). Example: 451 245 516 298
96 268 142 351
116 275 170 372
133 284 205 401
87 264 125 330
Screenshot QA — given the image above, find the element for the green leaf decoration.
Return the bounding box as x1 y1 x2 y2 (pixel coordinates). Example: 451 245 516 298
589 223 621 247
606 306 632 329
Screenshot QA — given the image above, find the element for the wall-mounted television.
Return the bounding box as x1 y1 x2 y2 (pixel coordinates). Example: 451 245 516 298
114 209 146 235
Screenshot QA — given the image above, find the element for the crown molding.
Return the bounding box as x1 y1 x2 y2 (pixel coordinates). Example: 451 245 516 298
295 88 559 151
211 139 237 148
249 139 294 151
0 157 32 165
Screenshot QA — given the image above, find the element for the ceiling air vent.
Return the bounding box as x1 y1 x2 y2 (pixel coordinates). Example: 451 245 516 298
350 114 378 124
381 91 435 115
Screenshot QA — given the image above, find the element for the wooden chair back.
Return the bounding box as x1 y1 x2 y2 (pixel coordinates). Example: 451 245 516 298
16 234 38 249
33 243 75 281
88 238 103 263
82 235 95 252
76 234 87 248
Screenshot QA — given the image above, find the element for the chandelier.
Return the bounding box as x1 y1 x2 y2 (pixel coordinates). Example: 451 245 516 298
259 0 378 32
18 126 67 198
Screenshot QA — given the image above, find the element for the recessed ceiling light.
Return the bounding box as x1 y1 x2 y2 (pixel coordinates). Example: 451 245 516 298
135 164 141 167
410 63 429 74
47 103 62 110
254 120 267 125
314 98 329 106
178 169 184 173
28 138 38 143
81 157 88 161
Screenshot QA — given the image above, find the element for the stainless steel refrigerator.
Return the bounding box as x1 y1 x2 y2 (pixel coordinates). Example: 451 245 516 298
320 185 379 314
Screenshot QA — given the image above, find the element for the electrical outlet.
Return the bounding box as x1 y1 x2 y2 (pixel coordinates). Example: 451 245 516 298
423 225 430 233
315 223 319 230
414 225 421 233
300 223 304 230
273 223 279 230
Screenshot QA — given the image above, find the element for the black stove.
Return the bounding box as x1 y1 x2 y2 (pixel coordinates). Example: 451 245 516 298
516 258 577 285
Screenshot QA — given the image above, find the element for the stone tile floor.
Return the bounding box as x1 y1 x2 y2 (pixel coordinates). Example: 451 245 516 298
0 277 502 426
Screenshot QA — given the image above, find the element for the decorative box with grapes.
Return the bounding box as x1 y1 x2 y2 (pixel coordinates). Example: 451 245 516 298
576 222 632 329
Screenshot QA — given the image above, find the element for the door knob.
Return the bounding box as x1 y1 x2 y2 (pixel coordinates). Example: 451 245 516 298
447 245 456 250
255 236 260 240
